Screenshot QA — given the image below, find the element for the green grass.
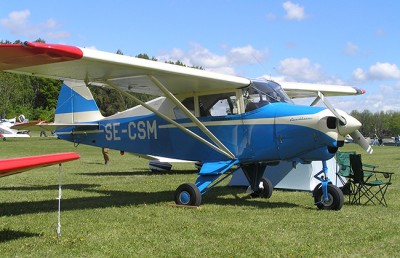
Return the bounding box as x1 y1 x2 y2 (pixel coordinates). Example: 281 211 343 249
1 137 399 257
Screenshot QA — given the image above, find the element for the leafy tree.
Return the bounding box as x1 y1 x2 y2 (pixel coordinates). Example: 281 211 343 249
0 72 33 118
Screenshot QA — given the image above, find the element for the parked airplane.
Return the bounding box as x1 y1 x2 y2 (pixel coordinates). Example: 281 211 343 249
1 42 373 210
0 115 30 140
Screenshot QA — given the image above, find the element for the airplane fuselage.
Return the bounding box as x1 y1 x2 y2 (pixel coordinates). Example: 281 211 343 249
56 102 339 164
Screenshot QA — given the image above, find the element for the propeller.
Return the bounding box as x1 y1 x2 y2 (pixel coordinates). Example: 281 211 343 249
317 91 373 154
349 130 373 154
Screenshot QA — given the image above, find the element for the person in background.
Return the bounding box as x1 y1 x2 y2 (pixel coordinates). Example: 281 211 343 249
102 148 110 165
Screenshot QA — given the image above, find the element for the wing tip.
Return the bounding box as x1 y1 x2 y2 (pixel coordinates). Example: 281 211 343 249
354 87 366 95
22 41 83 59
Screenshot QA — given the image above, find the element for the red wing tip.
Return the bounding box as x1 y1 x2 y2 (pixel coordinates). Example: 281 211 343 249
354 87 366 94
23 41 83 59
0 41 83 70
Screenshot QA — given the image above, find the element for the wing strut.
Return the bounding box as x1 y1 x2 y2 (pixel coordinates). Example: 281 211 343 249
104 80 235 160
148 75 235 159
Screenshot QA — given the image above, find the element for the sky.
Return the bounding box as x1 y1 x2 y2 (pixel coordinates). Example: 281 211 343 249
1 1 399 113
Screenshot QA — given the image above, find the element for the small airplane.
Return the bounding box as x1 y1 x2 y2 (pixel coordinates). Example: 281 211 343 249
0 152 80 178
0 115 30 140
1 42 373 210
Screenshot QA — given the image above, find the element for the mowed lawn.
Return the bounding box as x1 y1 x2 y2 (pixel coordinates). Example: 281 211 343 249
0 137 399 257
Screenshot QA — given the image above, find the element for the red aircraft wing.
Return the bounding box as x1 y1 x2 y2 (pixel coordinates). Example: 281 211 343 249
0 152 80 177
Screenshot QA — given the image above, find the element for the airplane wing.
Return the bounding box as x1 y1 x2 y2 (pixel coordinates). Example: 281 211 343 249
0 152 80 177
0 42 365 98
278 81 365 99
0 42 250 96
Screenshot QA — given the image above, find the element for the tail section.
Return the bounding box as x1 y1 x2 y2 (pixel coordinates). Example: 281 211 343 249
55 81 104 123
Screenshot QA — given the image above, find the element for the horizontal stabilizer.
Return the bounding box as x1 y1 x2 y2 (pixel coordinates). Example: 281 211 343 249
11 121 99 131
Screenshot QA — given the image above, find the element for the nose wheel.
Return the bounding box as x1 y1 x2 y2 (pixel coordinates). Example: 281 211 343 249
312 160 344 210
313 184 344 210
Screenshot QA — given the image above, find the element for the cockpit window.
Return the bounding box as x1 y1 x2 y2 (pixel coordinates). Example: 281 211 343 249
244 80 293 112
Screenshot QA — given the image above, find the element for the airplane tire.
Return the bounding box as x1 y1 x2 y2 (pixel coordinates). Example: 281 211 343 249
174 183 202 206
250 177 273 199
314 184 344 210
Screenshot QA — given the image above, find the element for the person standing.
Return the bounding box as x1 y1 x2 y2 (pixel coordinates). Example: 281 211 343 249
102 148 110 165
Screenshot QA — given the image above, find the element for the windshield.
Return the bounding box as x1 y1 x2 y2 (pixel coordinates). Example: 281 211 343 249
244 80 293 112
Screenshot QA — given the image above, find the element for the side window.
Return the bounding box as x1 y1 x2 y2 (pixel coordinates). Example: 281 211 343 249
174 93 239 119
209 96 238 116
200 93 238 117
174 97 194 119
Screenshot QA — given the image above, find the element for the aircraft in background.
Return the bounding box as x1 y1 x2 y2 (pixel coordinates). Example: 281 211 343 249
1 42 373 210
0 115 30 140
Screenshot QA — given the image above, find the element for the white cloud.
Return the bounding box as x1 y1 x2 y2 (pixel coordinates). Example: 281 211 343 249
157 43 268 75
265 12 277 21
375 28 386 38
0 9 69 39
228 45 268 65
282 1 306 20
353 68 367 81
369 62 400 80
353 62 400 81
276 58 324 81
0 9 35 36
344 42 359 56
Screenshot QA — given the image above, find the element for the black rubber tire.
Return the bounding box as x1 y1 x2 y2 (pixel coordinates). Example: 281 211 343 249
250 177 273 199
314 184 344 210
174 183 202 206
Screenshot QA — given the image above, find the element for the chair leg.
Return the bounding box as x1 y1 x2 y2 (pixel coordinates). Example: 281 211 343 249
350 184 362 205
353 184 390 207
369 184 389 207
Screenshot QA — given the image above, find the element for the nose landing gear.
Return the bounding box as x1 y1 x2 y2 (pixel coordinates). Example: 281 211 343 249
313 160 344 210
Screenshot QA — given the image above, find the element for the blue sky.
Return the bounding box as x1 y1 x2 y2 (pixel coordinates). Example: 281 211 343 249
1 1 399 113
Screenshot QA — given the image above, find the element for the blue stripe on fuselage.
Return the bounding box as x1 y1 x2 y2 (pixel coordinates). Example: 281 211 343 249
56 102 336 162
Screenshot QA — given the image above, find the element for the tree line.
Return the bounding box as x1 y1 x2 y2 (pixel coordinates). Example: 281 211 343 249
1 39 399 137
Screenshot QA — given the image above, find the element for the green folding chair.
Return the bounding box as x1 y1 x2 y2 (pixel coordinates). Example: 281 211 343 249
349 154 394 207
336 151 356 196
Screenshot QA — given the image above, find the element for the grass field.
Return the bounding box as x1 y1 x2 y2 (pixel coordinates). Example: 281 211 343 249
0 137 399 257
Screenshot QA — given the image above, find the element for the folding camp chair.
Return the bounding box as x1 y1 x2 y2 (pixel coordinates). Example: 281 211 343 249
335 151 356 196
336 151 379 198
349 154 393 207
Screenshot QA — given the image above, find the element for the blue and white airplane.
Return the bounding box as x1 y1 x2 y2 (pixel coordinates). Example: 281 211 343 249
1 42 372 210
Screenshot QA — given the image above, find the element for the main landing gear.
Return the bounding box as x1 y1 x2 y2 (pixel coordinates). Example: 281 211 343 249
174 160 344 211
173 161 273 207
174 183 202 206
312 160 344 210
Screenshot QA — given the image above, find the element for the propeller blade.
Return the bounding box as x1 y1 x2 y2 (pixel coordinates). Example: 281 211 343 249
318 91 347 125
350 130 373 154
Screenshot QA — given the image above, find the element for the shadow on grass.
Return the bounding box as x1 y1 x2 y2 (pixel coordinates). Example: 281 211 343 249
0 185 300 217
204 187 300 209
0 188 173 217
0 184 101 191
78 169 198 176
0 229 40 243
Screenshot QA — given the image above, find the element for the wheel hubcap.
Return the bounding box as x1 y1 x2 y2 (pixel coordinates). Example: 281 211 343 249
179 191 190 205
321 193 333 206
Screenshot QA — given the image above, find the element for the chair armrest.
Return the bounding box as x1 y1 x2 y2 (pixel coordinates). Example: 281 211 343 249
364 170 393 182
363 163 378 170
